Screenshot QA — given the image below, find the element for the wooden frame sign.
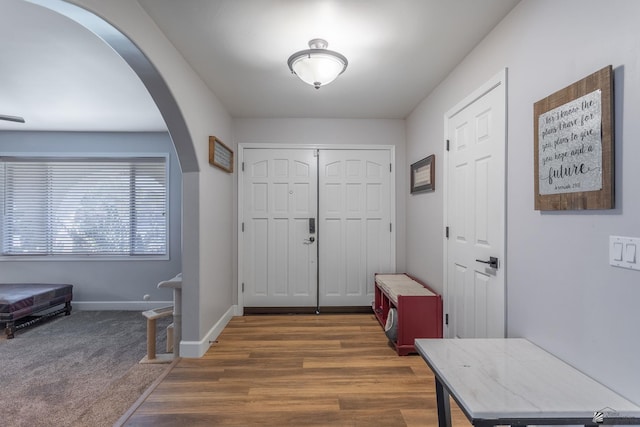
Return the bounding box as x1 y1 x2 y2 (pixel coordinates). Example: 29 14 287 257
533 65 614 210
410 155 435 193
209 136 234 173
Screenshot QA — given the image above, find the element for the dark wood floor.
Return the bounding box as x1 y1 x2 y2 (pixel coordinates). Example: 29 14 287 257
122 314 470 426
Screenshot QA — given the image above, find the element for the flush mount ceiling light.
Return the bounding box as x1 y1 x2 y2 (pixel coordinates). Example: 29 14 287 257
287 39 348 89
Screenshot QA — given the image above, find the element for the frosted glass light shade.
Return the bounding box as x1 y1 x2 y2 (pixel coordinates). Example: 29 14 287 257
287 39 348 89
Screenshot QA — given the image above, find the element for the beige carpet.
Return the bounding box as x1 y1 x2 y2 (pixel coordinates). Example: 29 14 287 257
0 311 173 427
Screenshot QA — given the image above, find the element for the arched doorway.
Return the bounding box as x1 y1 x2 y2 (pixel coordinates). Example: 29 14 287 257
23 0 201 351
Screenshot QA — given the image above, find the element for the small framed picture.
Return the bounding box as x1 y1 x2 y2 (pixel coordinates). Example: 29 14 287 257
410 155 435 194
209 136 234 173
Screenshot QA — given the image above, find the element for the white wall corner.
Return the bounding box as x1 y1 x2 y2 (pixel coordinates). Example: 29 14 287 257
179 305 238 358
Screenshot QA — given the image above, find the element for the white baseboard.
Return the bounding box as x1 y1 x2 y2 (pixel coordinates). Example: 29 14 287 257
73 301 173 311
73 301 238 359
234 304 244 316
179 305 238 358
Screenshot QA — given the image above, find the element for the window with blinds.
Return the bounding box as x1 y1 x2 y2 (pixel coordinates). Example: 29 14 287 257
0 156 168 257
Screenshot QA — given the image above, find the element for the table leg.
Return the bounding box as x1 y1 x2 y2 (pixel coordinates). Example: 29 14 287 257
435 377 452 427
5 321 15 339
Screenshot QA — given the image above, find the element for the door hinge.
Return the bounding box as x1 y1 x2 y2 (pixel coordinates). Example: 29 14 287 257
390 163 392 173
390 223 392 232
445 313 449 325
446 139 450 151
242 222 245 232
313 149 319 157
241 282 245 292
445 226 449 239
242 162 245 171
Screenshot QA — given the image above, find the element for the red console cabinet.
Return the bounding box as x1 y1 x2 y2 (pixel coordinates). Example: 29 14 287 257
373 273 443 355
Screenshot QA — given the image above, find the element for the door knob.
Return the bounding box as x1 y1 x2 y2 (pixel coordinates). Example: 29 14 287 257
475 256 498 269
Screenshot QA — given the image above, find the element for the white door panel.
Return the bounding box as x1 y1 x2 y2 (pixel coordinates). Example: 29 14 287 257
445 71 506 338
243 149 317 307
318 150 393 307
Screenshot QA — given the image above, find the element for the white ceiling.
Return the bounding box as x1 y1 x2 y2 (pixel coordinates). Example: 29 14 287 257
0 0 164 132
0 0 520 132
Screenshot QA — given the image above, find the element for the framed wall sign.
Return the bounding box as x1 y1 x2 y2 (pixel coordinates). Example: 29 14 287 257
533 65 614 210
411 155 435 193
208 136 234 173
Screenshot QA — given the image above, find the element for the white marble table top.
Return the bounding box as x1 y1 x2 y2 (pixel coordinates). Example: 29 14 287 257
415 338 640 422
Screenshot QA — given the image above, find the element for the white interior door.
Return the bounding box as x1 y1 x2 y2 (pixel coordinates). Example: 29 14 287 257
445 71 506 338
318 149 394 307
242 148 318 307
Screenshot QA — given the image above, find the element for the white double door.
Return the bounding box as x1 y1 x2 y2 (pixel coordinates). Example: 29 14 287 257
241 148 394 309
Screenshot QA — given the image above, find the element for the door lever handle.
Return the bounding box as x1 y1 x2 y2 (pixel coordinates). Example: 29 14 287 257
475 256 498 269
303 237 315 245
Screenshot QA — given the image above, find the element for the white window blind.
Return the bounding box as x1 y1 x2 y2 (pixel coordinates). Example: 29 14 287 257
0 157 167 257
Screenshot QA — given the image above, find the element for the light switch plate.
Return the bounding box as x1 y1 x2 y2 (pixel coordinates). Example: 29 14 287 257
610 236 640 271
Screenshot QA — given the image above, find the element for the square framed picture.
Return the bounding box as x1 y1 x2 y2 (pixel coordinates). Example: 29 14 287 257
410 155 435 194
533 65 613 210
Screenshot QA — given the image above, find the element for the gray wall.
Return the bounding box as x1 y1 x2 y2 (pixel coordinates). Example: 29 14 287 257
0 131 182 307
406 0 640 403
